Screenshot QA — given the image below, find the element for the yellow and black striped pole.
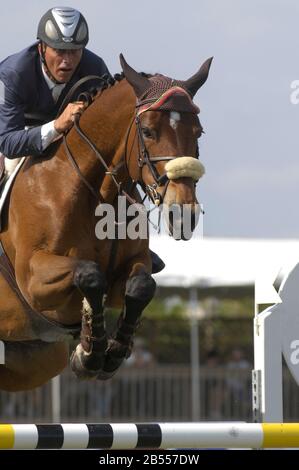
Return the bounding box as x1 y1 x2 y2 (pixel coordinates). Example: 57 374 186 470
0 423 299 449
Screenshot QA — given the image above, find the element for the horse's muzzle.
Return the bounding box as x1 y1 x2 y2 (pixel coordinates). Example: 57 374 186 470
166 203 200 240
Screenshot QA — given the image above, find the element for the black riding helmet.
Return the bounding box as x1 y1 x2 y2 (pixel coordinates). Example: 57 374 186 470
37 6 89 50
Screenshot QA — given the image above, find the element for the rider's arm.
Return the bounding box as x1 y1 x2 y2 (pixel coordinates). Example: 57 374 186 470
0 69 62 157
0 71 44 158
40 120 62 150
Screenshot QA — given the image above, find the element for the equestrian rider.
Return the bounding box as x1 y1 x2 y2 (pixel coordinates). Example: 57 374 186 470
0 6 165 274
0 6 110 164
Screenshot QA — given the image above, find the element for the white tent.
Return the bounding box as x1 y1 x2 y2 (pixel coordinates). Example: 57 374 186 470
150 236 299 288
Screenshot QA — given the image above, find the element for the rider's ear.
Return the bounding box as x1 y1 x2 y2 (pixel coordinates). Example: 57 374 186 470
38 42 47 58
183 57 213 98
119 53 151 98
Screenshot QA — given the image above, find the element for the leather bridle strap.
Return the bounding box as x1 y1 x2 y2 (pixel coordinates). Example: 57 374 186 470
135 115 175 185
74 118 120 191
63 114 139 206
63 134 100 200
56 75 108 116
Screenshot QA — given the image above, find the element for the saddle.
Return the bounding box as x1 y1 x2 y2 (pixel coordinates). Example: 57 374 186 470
0 156 26 232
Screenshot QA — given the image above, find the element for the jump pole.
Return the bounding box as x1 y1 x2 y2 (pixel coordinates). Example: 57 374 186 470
0 423 299 449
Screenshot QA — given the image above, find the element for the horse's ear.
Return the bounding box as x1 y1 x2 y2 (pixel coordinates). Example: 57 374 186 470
183 57 213 98
119 53 151 98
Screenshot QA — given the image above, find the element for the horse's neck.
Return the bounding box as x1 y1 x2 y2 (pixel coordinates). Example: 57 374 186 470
61 80 135 204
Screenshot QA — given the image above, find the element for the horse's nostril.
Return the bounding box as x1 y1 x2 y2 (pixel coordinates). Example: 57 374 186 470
164 204 200 240
191 211 196 231
191 206 200 231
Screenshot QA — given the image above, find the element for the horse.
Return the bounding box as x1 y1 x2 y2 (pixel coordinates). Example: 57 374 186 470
0 54 212 391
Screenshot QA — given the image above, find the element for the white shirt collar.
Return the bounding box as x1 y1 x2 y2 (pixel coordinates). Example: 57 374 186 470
41 63 66 101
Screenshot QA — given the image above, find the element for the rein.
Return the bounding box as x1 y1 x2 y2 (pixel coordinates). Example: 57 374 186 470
60 75 137 205
64 118 138 206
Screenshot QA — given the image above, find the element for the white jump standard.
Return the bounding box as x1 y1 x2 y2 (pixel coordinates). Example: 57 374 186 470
253 262 299 422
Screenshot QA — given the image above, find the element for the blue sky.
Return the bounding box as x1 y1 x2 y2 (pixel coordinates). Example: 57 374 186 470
1 0 299 238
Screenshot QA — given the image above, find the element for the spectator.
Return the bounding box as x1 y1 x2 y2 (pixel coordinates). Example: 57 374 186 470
226 348 251 416
204 349 225 420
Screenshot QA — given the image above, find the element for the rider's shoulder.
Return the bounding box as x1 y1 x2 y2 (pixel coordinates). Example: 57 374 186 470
0 42 38 80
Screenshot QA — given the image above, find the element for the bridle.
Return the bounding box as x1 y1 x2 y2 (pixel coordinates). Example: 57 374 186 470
123 95 200 207
61 78 200 208
135 112 175 205
122 112 174 207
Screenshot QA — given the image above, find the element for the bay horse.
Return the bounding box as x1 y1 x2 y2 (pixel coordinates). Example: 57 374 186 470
0 55 212 391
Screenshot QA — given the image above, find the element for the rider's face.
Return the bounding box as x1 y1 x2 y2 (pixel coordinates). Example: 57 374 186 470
40 44 83 83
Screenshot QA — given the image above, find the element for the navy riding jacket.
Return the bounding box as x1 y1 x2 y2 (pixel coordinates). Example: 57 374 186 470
0 42 110 157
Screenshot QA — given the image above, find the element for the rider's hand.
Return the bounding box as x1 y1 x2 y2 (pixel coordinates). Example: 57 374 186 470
54 101 87 134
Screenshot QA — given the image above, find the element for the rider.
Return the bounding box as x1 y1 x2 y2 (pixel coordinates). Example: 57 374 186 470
0 6 110 165
0 6 165 274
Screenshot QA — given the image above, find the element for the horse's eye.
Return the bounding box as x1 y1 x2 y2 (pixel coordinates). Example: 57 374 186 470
142 127 154 139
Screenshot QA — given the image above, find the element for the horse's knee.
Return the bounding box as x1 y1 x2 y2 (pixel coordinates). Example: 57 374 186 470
73 260 106 296
125 272 156 308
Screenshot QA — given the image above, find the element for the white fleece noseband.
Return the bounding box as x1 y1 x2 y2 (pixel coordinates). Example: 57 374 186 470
165 156 205 181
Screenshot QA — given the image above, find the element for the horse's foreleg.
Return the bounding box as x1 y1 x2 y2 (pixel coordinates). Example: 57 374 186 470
70 261 108 379
17 251 108 380
98 263 156 380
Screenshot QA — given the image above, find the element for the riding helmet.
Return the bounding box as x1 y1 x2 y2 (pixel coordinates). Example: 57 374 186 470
37 6 89 49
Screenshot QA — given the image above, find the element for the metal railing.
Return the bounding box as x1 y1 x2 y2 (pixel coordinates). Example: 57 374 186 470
0 366 298 422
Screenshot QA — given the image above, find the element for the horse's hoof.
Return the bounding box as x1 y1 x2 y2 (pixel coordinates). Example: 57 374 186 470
96 338 131 381
70 344 105 380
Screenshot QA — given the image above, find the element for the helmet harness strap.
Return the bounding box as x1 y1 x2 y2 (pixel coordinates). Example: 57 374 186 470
39 42 64 85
